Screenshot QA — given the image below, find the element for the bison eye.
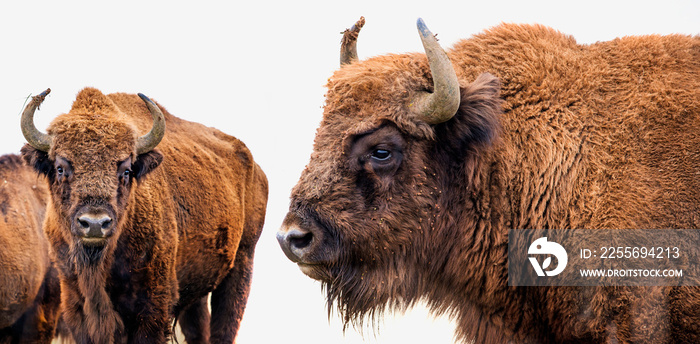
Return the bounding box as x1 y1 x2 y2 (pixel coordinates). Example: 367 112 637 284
53 157 73 182
371 149 392 161
349 126 404 176
117 158 133 184
120 169 132 185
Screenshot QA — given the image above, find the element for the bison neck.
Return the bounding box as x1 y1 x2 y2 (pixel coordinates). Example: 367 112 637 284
424 141 592 341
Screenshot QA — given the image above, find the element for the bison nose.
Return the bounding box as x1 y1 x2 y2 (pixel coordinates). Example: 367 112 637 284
277 227 314 263
76 213 114 238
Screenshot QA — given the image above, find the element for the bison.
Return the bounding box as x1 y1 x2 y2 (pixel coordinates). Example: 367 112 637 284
277 18 700 343
20 88 268 344
0 154 62 343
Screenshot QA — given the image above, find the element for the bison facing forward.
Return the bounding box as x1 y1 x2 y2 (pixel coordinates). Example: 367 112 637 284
20 88 268 344
0 154 61 343
277 18 700 343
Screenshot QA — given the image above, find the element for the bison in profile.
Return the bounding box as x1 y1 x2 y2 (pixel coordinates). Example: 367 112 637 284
20 88 268 344
277 18 700 343
0 154 61 343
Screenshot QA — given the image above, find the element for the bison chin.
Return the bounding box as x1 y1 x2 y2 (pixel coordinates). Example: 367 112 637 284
74 242 107 265
321 255 425 330
298 263 335 281
69 233 110 265
69 235 111 265
79 237 108 248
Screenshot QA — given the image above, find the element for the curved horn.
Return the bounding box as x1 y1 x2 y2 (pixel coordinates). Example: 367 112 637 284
340 16 365 66
410 18 460 124
21 88 52 152
135 93 166 155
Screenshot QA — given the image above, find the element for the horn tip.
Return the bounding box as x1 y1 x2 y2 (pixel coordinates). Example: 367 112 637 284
32 88 51 106
352 16 365 31
416 18 431 38
137 93 154 104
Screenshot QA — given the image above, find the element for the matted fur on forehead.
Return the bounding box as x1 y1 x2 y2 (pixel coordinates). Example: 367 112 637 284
322 52 443 141
46 87 137 161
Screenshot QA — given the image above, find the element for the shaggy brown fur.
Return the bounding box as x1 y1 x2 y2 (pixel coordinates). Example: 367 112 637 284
21 88 268 344
279 23 700 343
0 154 62 344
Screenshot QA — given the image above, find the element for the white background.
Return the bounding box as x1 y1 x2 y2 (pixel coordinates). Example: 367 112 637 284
1 1 697 343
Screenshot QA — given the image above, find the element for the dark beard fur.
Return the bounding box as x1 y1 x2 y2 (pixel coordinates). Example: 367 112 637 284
76 244 106 265
322 257 426 332
66 240 125 343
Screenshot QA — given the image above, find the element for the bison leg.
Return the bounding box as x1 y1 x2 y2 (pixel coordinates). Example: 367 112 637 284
178 296 211 344
210 167 265 343
209 247 255 344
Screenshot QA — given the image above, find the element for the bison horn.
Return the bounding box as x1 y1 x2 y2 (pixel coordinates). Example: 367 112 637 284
135 94 166 155
410 18 460 124
20 88 52 152
340 16 365 66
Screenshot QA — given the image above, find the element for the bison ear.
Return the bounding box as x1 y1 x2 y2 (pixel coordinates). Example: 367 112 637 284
132 150 163 180
435 72 502 154
20 144 52 177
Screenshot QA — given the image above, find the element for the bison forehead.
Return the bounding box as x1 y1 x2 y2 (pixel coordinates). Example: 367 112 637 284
323 53 438 140
47 113 137 162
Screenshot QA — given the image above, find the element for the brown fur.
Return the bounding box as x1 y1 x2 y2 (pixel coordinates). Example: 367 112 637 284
280 24 700 343
21 88 268 344
0 154 62 344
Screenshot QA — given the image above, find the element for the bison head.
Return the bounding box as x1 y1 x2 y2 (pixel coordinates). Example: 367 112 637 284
278 19 503 325
20 88 165 263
